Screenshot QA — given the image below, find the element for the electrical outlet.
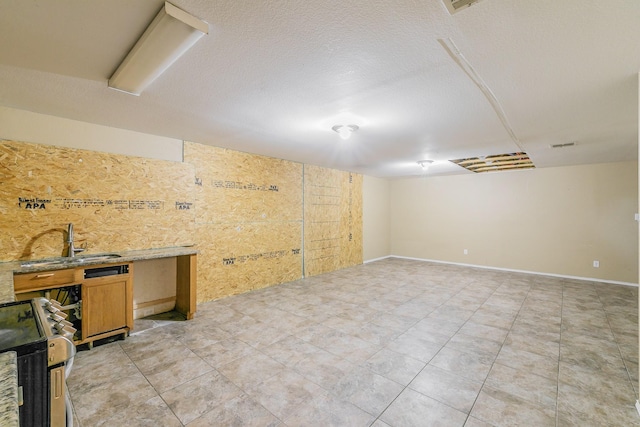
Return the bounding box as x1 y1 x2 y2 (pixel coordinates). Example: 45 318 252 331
593 260 599 268
463 249 468 255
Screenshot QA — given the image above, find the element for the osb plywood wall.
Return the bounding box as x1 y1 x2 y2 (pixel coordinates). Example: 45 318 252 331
0 140 195 261
184 142 303 302
2 138 363 302
304 164 363 277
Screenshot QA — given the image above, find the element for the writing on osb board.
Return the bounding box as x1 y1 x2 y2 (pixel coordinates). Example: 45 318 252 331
212 180 279 192
18 197 51 209
223 248 301 266
17 196 194 211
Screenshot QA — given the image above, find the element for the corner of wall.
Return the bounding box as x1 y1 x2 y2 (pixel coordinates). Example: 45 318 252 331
363 175 391 261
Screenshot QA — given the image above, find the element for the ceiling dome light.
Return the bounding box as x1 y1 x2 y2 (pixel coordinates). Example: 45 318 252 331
332 124 359 140
417 160 434 170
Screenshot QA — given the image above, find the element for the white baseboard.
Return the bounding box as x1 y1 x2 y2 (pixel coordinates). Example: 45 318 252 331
363 255 393 264
133 297 176 319
379 255 638 287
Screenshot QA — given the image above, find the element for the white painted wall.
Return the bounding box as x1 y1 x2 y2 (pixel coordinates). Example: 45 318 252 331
363 175 391 261
637 71 639 403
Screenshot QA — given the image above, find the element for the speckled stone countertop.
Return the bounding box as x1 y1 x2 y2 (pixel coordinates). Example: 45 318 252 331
0 351 19 427
0 246 198 302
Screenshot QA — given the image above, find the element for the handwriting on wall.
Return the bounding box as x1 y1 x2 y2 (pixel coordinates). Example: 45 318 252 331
222 248 301 266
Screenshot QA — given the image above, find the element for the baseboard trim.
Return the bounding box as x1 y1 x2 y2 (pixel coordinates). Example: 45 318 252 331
133 296 176 310
363 255 393 264
133 296 177 320
384 255 638 287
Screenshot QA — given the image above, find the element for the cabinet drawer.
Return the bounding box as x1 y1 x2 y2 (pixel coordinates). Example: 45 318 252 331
14 269 79 292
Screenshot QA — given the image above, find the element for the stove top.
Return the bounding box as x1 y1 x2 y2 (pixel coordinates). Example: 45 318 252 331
0 300 46 352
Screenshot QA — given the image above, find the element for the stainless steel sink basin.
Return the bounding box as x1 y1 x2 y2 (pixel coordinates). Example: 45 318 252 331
75 254 122 263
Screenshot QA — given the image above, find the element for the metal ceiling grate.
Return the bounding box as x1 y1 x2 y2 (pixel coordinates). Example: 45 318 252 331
442 0 483 14
550 142 576 148
450 152 535 173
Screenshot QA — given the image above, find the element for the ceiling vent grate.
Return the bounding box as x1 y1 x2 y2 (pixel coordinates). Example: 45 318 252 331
442 0 483 15
550 142 576 149
450 152 535 173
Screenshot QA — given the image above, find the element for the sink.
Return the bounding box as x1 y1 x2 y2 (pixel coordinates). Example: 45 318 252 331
75 254 122 263
20 254 122 268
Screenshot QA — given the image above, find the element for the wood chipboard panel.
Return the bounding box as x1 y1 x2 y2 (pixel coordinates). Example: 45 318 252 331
184 142 303 302
184 142 302 224
304 164 363 277
195 221 302 302
0 140 195 261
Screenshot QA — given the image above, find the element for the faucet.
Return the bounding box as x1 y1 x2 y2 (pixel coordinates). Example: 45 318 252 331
67 223 85 257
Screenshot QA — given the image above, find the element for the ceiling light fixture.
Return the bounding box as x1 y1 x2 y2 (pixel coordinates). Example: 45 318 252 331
332 124 359 140
108 2 209 96
417 160 434 170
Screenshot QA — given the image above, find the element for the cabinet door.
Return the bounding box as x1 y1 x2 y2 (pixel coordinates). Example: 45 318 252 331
83 278 128 337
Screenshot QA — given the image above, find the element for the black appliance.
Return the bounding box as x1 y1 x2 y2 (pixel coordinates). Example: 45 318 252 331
0 298 76 427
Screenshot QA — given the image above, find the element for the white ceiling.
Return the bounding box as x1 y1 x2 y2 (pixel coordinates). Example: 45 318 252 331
0 0 638 178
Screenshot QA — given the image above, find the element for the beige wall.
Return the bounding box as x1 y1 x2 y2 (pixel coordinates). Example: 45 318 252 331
0 106 182 162
390 162 639 284
363 175 391 261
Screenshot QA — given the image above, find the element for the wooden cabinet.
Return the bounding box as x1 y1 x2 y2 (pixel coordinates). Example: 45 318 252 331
176 254 197 320
81 265 133 343
13 268 81 293
13 263 133 347
12 250 198 347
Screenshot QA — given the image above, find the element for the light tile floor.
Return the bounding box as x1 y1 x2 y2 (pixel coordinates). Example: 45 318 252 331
67 258 640 426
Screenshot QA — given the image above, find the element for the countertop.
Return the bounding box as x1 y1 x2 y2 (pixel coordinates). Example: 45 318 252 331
0 351 19 427
0 246 198 302
0 246 198 274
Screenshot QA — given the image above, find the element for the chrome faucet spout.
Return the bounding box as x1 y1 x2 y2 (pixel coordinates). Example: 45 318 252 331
67 223 84 257
67 223 74 243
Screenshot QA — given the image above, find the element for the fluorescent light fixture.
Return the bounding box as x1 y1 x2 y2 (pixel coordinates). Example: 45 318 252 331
108 2 208 95
332 124 359 140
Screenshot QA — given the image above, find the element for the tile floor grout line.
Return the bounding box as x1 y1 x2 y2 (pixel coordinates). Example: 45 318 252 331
460 279 534 426
595 286 640 403
369 277 503 426
555 280 566 427
120 338 191 426
366 280 475 426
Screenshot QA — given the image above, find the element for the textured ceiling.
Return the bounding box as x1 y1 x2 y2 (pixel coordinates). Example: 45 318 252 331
0 0 638 177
